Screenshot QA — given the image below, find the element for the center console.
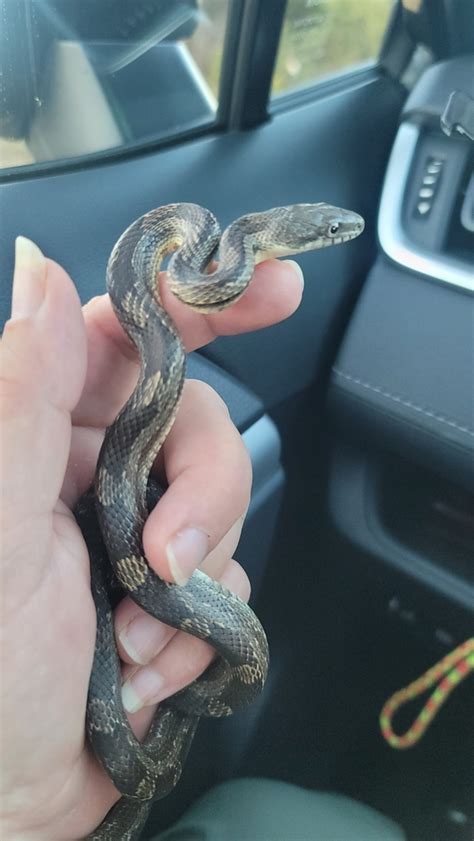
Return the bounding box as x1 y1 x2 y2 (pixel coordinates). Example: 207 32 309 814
327 55 474 632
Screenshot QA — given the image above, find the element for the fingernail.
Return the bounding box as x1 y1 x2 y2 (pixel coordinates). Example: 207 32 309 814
119 615 168 665
11 236 46 320
121 666 165 713
166 527 209 586
282 259 304 289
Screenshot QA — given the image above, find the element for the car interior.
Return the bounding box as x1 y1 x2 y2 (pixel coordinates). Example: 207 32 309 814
0 1 473 840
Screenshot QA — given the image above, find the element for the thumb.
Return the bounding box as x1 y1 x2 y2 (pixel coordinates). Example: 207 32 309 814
0 238 87 578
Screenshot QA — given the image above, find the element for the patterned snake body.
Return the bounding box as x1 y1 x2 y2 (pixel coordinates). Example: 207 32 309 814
78 203 364 839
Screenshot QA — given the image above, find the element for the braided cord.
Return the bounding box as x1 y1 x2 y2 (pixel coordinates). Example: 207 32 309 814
380 638 474 749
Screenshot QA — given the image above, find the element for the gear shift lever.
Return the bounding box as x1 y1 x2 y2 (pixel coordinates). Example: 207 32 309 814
441 91 474 233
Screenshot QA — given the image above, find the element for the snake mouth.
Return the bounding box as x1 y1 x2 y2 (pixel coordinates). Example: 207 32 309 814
302 230 363 250
329 233 360 245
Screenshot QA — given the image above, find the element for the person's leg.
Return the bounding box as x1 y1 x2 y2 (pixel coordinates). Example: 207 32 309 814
153 778 406 841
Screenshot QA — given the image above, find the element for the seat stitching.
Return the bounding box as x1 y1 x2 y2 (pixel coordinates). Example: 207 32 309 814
332 367 474 438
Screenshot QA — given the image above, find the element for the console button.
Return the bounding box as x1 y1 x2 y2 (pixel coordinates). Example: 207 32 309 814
413 156 445 220
416 201 431 215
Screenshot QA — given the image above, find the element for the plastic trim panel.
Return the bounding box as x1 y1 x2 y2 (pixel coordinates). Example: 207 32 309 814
378 122 474 292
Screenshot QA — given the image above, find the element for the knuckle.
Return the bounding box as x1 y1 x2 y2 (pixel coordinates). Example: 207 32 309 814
113 596 141 630
233 429 252 489
185 378 230 418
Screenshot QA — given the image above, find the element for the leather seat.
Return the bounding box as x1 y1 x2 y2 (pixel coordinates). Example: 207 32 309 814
156 777 405 840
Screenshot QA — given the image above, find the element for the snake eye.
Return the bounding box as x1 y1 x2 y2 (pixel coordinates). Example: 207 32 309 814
329 223 340 235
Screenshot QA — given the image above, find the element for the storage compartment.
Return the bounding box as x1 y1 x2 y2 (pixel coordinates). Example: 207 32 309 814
377 458 473 583
328 441 474 617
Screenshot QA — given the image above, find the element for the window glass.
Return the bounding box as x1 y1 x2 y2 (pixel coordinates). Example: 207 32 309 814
0 0 229 171
272 0 394 97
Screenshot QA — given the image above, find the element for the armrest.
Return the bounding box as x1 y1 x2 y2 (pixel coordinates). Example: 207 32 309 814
328 258 474 492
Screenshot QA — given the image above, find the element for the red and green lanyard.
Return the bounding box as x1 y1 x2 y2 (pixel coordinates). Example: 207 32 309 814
380 638 474 749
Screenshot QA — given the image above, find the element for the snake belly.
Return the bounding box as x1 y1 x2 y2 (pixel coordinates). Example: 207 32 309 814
80 202 364 840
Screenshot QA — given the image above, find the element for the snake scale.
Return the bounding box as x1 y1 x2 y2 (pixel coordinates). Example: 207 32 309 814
75 202 364 840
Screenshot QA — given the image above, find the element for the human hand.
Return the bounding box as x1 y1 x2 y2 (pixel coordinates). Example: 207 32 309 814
0 237 303 839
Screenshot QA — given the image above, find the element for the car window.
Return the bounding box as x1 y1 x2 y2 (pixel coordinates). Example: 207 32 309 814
0 0 397 175
0 0 228 171
272 0 394 97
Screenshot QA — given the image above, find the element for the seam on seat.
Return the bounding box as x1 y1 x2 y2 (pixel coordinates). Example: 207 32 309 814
332 367 474 438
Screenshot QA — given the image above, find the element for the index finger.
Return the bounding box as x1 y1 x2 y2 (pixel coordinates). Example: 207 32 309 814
72 258 303 429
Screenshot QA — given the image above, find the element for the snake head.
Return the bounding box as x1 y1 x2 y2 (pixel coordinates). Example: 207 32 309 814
274 203 365 250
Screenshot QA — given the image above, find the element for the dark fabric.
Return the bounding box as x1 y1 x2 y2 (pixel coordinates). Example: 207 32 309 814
154 778 405 841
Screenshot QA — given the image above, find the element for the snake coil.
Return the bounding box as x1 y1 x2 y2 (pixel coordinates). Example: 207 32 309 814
76 202 364 840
